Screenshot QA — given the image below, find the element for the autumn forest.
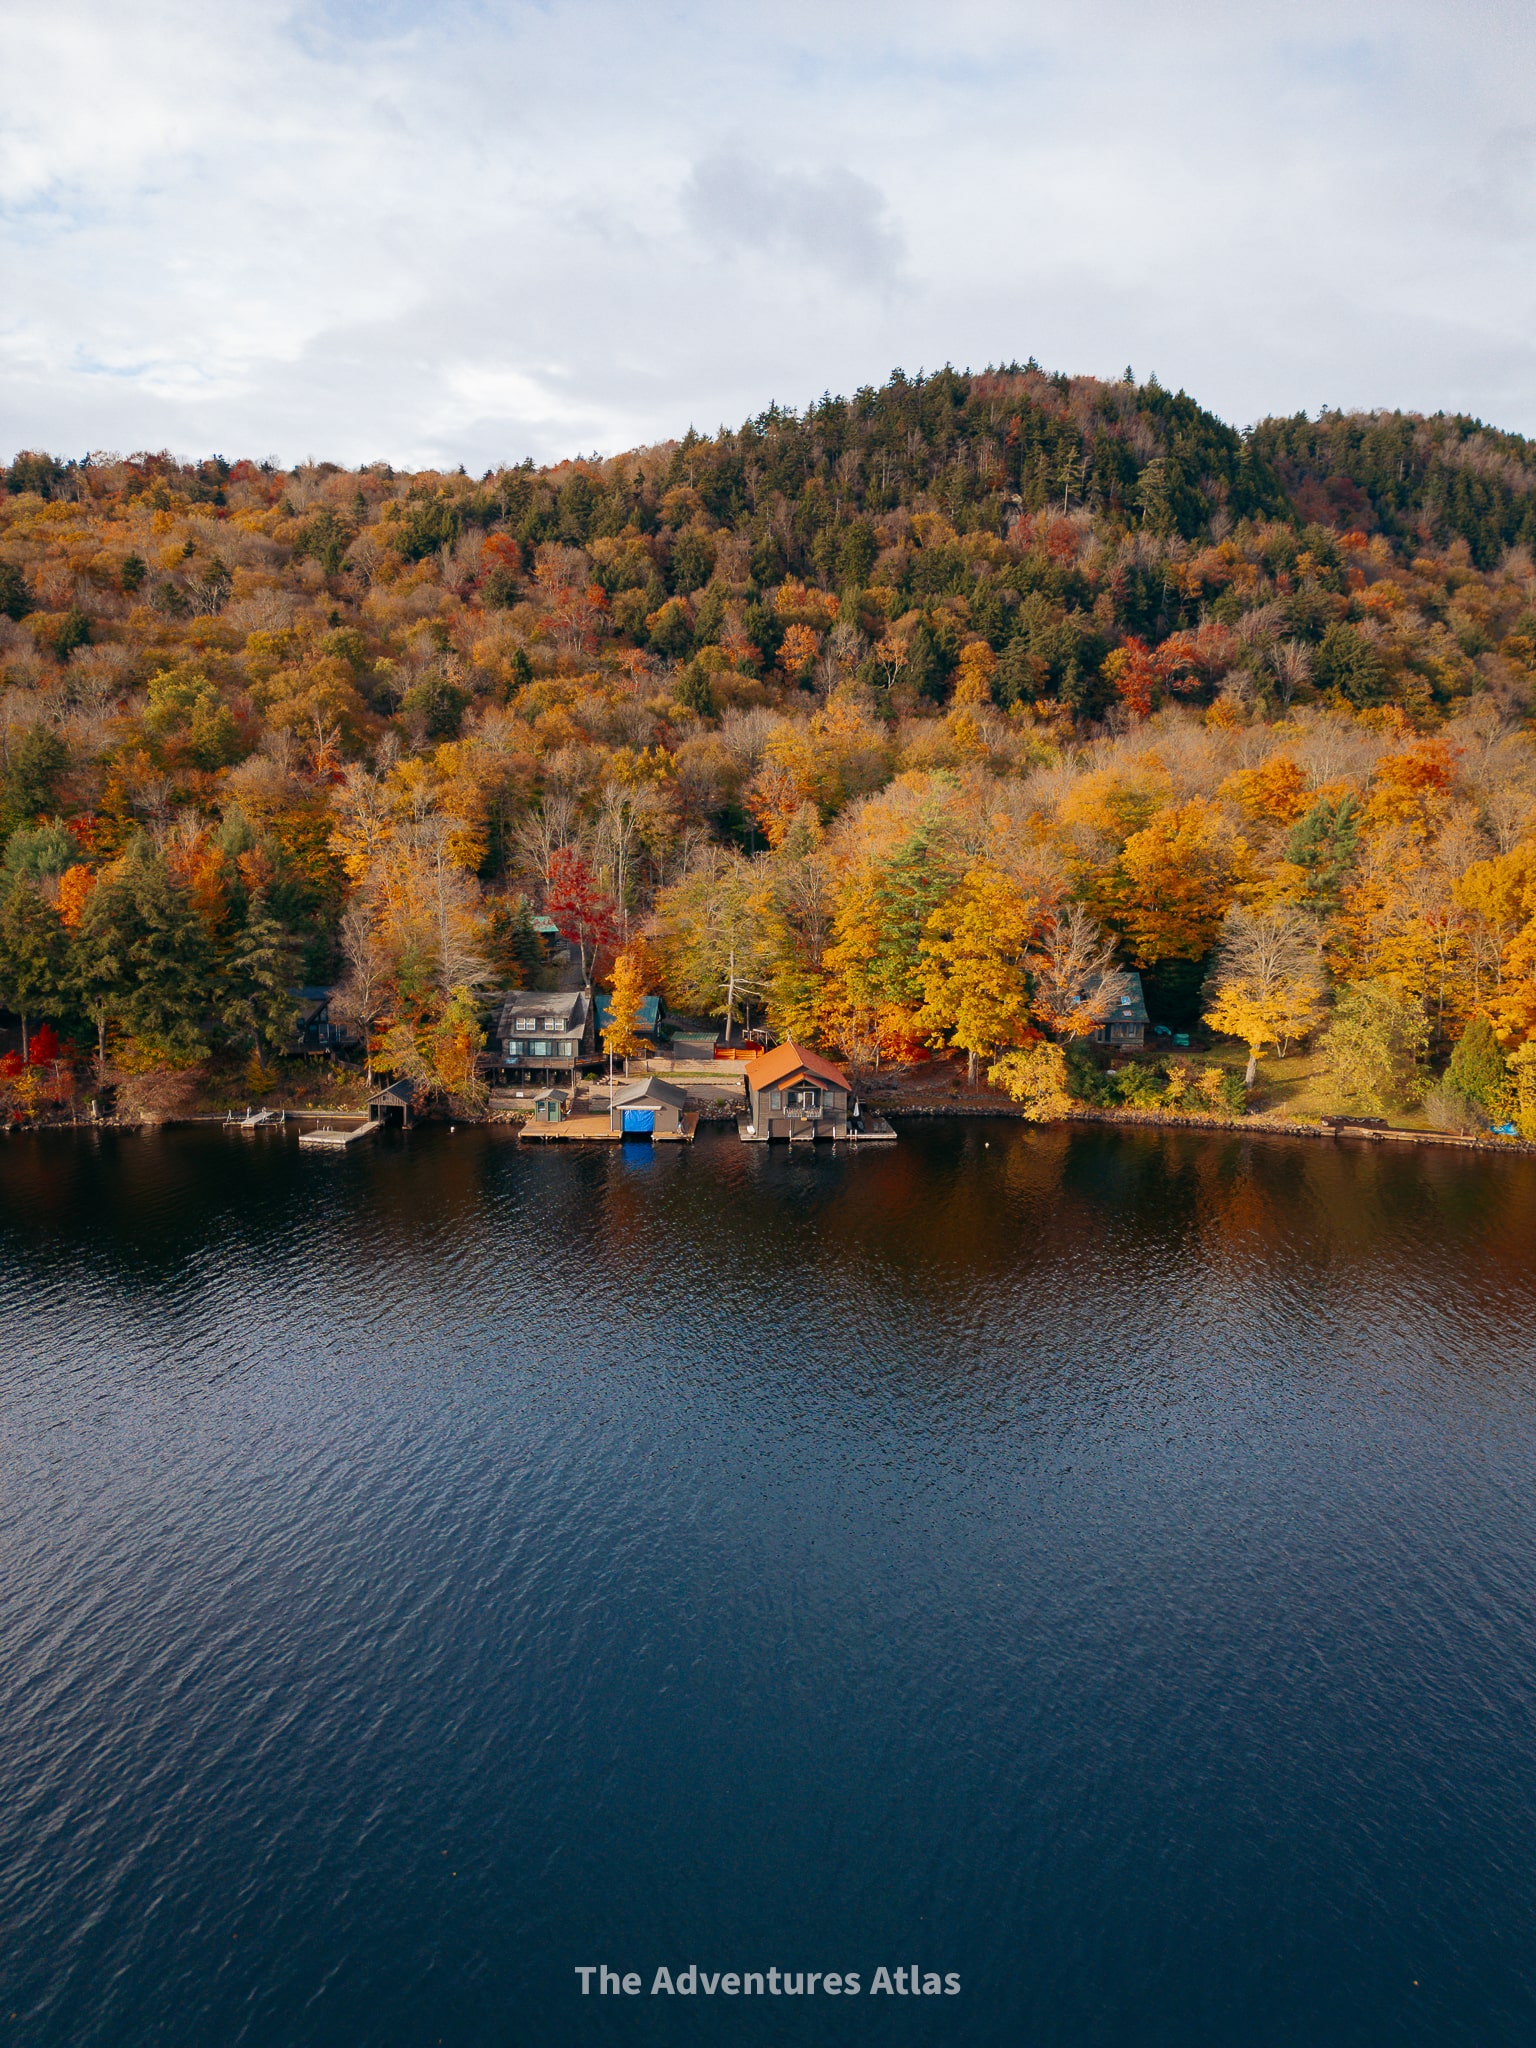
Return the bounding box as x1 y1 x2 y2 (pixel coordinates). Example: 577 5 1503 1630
3 363 1536 1132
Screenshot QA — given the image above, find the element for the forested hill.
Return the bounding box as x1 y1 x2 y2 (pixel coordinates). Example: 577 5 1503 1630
3 364 1536 1130
10 361 1536 562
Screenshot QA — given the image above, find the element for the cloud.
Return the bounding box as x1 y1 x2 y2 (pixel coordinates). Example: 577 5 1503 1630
2 2 1536 467
682 152 904 291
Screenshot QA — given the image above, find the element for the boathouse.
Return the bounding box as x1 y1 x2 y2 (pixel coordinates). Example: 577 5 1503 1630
369 1077 417 1127
743 1042 854 1139
493 988 596 1084
609 1074 688 1137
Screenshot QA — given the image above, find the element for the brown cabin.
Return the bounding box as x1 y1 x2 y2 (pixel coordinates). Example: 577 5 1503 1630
744 1042 854 1139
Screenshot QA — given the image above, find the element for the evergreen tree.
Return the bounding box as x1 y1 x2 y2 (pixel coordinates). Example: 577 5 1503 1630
1 820 75 887
0 882 69 1060
1285 795 1360 912
0 562 31 621
220 891 300 1058
72 843 212 1062
1314 623 1386 707
869 828 958 1009
1 726 68 839
483 896 547 986
1445 1015 1508 1110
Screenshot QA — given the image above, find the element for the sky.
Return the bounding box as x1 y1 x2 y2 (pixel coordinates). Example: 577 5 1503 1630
3 0 1536 471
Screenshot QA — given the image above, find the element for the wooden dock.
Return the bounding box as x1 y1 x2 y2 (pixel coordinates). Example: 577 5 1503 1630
519 1110 699 1144
299 1120 377 1150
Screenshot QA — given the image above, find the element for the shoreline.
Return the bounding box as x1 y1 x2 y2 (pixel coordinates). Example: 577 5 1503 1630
8 1100 1536 1158
887 1100 1536 1155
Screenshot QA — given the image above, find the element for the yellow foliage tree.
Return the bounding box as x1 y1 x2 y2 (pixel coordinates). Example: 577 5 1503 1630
602 944 648 1074
1503 1042 1536 1139
1103 798 1250 964
952 642 996 707
778 622 822 684
56 864 96 929
987 1040 1070 1120
917 865 1041 1083
1202 903 1326 1084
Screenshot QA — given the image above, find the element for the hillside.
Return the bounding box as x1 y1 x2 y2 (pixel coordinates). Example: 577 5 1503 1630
2 365 1536 1128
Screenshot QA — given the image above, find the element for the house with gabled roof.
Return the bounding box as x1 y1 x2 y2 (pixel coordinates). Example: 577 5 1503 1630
1088 968 1149 1048
491 988 596 1084
742 1041 855 1140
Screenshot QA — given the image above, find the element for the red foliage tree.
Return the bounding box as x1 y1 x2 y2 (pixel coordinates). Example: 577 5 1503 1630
27 1023 62 1066
544 847 621 981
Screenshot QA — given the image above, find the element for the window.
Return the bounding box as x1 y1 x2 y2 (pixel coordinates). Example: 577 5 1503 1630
533 1040 549 1056
516 1015 536 1031
543 1016 560 1031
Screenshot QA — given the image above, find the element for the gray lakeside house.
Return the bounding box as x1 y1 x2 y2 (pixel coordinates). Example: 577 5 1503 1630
1089 969 1149 1049
491 989 596 1085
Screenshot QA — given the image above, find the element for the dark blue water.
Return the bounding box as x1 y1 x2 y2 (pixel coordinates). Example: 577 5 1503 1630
2 1121 1535 2046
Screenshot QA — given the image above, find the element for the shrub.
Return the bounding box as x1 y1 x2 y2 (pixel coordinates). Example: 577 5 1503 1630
1422 1084 1486 1134
1113 1062 1166 1108
1196 1066 1248 1114
1064 1043 1115 1105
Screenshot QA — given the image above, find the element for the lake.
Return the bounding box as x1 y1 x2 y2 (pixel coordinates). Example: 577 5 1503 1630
2 1120 1535 2046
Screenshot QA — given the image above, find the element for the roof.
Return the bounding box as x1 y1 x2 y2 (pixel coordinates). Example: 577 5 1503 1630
748 1041 852 1093
494 989 588 1034
612 1075 688 1109
369 1077 417 1104
530 915 562 936
1090 968 1148 1025
593 990 663 1036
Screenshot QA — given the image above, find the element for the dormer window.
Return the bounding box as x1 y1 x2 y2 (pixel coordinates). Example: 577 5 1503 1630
516 1015 536 1031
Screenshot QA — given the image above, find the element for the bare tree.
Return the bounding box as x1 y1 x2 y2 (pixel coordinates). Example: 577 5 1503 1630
331 899 393 1085
512 793 579 893
591 782 640 928
1271 640 1313 710
1030 906 1128 1039
403 815 490 996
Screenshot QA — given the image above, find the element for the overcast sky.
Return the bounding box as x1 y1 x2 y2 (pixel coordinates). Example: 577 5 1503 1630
3 0 1535 470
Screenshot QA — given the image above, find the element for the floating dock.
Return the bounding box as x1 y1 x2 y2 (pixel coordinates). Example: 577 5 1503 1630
299 1120 377 1150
